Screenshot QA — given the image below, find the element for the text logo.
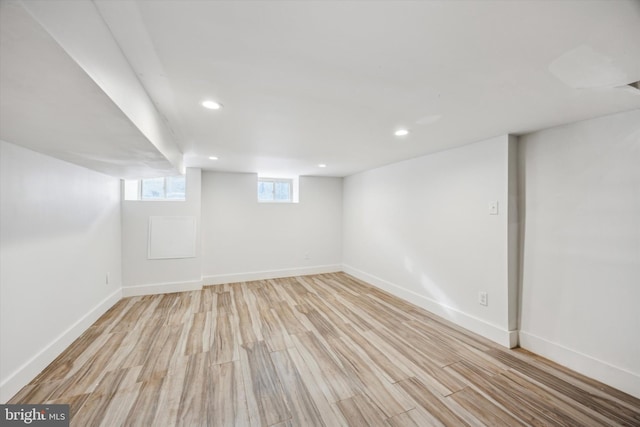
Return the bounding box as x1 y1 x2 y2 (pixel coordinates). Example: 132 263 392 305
1 405 69 426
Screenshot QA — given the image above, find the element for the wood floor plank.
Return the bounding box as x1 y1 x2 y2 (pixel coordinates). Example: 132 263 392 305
385 406 449 427
123 321 166 367
371 325 467 395
299 306 343 339
196 288 216 313
446 361 559 426
308 286 374 332
211 313 238 364
385 410 421 427
387 322 459 368
7 380 63 405
258 304 290 352
447 386 527 427
165 293 192 326
272 301 309 335
176 352 211 427
250 282 273 307
397 377 470 426
271 349 325 426
279 277 311 305
263 280 284 303
91 299 135 332
106 297 145 332
8 272 640 426
325 336 412 418
240 340 290 426
233 285 263 344
137 324 182 382
184 311 211 355
150 358 188 427
98 380 141 427
305 292 354 330
123 376 165 427
404 318 496 367
42 327 116 386
286 346 349 427
336 393 388 427
291 332 358 403
71 366 140 427
208 361 249 427
215 291 234 316
332 294 386 329
501 368 615 427
339 324 412 383
153 293 180 323
50 332 128 399
322 275 363 298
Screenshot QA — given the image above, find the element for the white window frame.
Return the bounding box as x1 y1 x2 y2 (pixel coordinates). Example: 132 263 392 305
257 177 293 203
123 175 186 201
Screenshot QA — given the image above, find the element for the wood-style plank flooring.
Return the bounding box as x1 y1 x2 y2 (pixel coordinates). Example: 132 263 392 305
9 273 640 426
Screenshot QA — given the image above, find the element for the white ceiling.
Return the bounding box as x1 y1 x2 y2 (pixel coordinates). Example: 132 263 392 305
0 1 179 178
2 0 640 178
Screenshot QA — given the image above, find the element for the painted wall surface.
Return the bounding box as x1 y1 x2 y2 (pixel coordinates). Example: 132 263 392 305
342 135 516 346
201 172 343 282
121 168 202 294
0 141 122 402
22 0 184 175
519 109 640 397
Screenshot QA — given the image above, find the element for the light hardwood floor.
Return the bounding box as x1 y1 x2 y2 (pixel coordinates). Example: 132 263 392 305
9 273 640 426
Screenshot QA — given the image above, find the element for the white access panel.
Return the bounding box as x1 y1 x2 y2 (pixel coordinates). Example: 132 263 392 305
148 216 196 259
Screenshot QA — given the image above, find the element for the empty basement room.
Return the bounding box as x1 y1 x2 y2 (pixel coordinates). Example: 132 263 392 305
1 0 639 426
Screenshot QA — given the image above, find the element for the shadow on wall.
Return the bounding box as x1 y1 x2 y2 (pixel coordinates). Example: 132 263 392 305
401 254 459 318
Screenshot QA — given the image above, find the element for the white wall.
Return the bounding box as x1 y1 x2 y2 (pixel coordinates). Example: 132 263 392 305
0 141 122 402
342 135 518 347
121 168 202 296
519 109 640 398
201 172 343 283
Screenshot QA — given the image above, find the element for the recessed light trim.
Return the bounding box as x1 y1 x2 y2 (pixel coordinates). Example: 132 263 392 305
208 156 218 160
202 100 222 110
318 163 327 168
394 129 409 136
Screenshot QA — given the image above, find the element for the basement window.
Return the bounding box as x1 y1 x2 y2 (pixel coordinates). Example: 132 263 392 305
123 175 186 201
258 177 298 203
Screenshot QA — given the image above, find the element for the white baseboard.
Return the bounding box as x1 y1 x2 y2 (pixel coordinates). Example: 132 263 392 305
342 264 517 349
122 279 203 297
519 331 640 399
0 288 122 403
203 264 342 286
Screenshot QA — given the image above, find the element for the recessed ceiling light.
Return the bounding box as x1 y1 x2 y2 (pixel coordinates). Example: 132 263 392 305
208 156 218 160
202 100 222 110
318 163 327 168
394 129 409 136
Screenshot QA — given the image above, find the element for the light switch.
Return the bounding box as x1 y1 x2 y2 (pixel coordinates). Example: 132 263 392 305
489 201 499 215
479 292 488 306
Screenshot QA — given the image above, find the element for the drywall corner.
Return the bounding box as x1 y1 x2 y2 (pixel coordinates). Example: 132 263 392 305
507 135 520 331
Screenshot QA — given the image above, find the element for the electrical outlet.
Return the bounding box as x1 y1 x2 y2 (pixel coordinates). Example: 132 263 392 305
105 273 109 285
478 291 488 306
489 201 499 215
304 252 310 260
